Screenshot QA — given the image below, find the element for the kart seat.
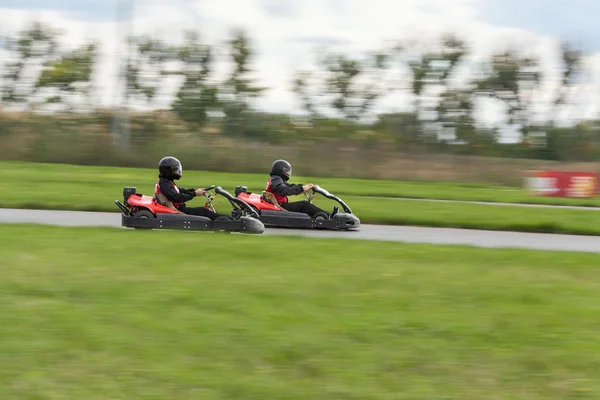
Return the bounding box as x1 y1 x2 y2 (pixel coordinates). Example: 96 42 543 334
154 192 183 214
261 191 288 211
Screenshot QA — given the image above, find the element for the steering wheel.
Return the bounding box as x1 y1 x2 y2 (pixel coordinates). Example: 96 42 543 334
304 187 316 203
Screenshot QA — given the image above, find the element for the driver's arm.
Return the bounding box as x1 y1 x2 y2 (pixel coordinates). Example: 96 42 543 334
159 180 196 203
271 175 304 196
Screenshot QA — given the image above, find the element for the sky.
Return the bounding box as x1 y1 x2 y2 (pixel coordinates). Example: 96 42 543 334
1 0 600 136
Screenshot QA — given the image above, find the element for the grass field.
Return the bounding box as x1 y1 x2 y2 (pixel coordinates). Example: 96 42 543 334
4 160 600 207
1 224 599 399
3 161 600 235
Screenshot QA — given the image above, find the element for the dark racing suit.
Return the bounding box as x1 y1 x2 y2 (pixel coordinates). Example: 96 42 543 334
265 174 328 217
154 176 225 220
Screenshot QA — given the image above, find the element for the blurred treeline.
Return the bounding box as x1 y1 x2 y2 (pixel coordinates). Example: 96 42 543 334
1 22 599 184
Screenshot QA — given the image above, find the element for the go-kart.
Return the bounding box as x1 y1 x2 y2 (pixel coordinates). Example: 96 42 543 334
114 185 265 234
234 184 360 230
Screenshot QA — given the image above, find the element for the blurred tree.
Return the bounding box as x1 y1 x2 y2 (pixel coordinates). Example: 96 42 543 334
2 19 599 163
403 48 438 143
437 89 476 145
405 51 435 124
433 35 477 147
373 112 420 147
171 31 219 129
534 41 585 159
124 35 178 108
35 43 97 111
221 29 266 136
1 22 60 109
553 41 583 110
317 51 391 122
474 49 541 140
394 34 474 145
291 70 317 123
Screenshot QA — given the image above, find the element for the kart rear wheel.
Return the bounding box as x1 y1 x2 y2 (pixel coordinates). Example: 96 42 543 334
134 209 155 229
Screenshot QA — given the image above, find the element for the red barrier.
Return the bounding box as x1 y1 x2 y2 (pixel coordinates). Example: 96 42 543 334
526 171 598 198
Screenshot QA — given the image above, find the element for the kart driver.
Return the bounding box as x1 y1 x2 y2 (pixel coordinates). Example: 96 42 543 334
265 159 338 218
154 156 228 220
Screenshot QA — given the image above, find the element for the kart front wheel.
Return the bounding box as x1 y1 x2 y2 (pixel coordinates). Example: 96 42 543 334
313 212 329 221
312 211 330 230
134 209 155 229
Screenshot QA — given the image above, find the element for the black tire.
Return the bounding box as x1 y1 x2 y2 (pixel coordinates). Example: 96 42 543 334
312 212 329 220
312 211 330 230
135 210 155 218
134 209 155 229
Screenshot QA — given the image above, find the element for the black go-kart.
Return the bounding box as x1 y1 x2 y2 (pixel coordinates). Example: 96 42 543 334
235 184 360 230
114 185 265 234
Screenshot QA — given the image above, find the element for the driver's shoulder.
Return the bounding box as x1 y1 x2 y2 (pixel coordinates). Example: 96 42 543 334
270 174 284 183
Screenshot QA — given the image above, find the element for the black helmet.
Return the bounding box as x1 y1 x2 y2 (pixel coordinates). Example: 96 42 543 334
270 159 292 181
158 156 183 180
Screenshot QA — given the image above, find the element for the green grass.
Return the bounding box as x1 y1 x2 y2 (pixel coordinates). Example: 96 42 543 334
1 225 600 399
3 160 600 207
345 198 600 235
3 161 600 236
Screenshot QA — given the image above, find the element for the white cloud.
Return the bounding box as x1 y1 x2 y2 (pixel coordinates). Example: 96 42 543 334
1 0 599 127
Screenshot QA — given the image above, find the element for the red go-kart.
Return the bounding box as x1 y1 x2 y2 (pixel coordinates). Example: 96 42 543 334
114 185 265 234
234 184 360 230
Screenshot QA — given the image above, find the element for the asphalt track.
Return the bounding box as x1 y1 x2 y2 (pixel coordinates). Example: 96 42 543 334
3 208 600 253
